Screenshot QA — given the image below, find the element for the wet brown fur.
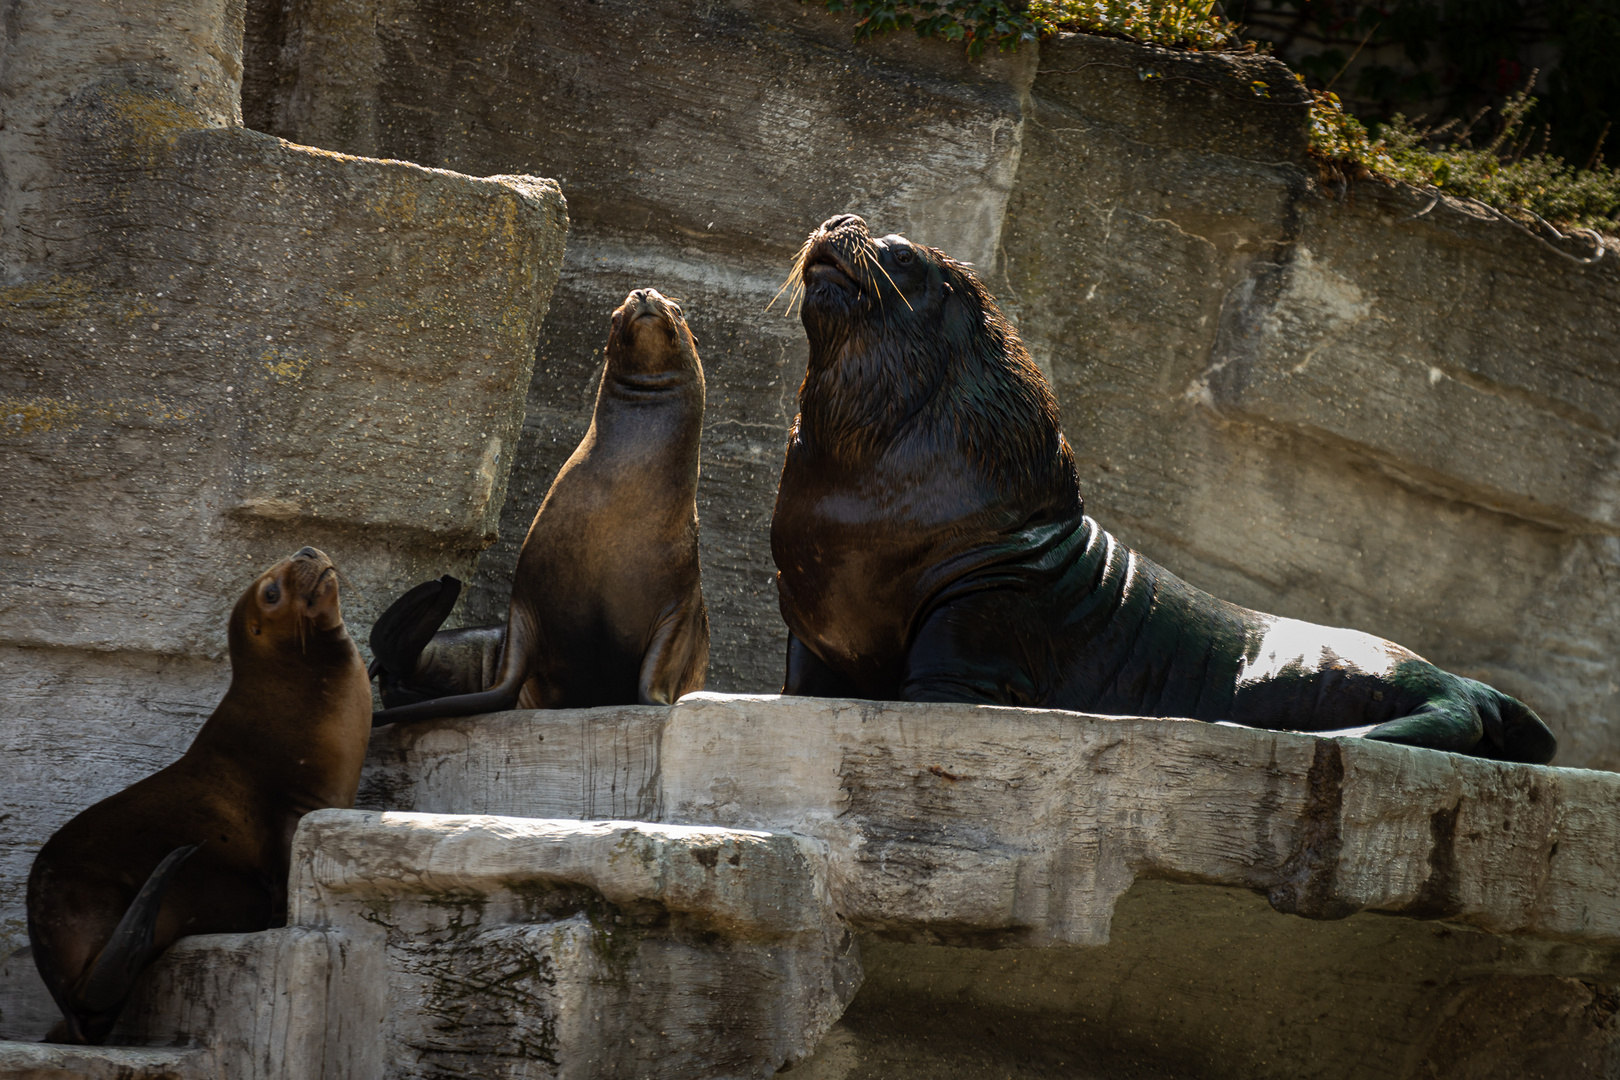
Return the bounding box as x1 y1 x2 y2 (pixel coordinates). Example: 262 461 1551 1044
370 289 709 723
26 548 372 1044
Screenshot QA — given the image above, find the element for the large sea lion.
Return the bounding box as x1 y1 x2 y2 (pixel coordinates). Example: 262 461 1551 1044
370 287 709 724
27 547 372 1044
770 214 1557 764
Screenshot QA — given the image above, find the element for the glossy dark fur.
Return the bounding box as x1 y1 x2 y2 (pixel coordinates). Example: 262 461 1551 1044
367 576 503 708
371 288 709 725
28 549 373 1044
771 214 1556 764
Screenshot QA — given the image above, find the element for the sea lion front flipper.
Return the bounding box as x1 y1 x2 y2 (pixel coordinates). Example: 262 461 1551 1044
782 631 861 698
68 843 199 1040
1362 705 1482 755
1483 692 1558 764
637 601 709 706
368 576 462 683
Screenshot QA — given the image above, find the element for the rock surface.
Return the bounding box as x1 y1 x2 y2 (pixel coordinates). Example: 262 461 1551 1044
248 0 1038 692
4 696 1615 1077
253 2 1620 775
0 0 567 959
357 695 1620 1078
362 694 1620 948
0 810 858 1079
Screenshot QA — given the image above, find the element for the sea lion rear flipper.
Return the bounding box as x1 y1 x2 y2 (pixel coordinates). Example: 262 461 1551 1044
368 576 462 681
73 844 199 1024
372 610 532 726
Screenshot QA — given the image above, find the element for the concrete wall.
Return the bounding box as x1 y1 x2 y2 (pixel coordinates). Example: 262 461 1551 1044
0 0 567 959
252 1 1620 771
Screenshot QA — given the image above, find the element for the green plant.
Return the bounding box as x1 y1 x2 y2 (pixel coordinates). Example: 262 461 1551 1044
814 0 1242 55
814 0 1620 234
1027 0 1242 51
1307 83 1620 234
818 1 1037 57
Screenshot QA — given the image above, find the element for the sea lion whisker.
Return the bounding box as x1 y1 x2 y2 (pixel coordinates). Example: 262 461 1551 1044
332 566 365 608
768 240 813 315
864 246 912 311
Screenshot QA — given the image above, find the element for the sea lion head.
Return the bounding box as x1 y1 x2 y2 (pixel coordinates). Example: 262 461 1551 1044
785 214 1075 504
229 547 347 656
606 288 701 378
794 213 965 345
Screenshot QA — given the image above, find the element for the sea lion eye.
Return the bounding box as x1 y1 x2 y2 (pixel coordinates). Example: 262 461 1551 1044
894 246 915 266
264 583 281 604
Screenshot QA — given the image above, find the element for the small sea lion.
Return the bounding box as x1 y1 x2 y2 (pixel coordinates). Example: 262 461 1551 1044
370 287 709 724
770 214 1556 764
27 547 372 1044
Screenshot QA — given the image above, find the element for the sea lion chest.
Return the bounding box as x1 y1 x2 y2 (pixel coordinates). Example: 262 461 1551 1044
772 437 1011 696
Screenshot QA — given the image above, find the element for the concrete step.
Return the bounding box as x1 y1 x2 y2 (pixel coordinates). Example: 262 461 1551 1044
1 811 854 1080
0 1040 211 1080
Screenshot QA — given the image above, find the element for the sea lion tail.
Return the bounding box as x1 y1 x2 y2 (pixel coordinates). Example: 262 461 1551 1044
67 843 198 1037
1482 691 1559 766
368 576 462 683
371 604 534 726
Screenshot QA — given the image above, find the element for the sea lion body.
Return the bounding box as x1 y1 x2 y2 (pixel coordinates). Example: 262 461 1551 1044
772 214 1556 764
371 288 708 723
28 548 372 1043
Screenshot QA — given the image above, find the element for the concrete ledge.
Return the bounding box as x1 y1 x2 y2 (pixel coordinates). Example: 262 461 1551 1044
0 1041 212 1080
363 693 1620 948
1 811 857 1080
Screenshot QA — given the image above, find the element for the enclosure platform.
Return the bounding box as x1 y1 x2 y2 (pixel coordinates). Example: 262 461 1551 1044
3 694 1616 1079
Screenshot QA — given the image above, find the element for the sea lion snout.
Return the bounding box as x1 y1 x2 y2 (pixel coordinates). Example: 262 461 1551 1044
241 549 344 641
608 288 700 378
286 549 342 631
623 288 680 324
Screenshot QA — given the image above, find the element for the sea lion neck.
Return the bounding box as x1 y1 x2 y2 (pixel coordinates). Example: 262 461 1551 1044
602 365 701 400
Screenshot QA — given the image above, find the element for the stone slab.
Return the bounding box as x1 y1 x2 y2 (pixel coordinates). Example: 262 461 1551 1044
0 811 857 1080
363 694 1620 949
360 694 1620 1077
0 1042 212 1080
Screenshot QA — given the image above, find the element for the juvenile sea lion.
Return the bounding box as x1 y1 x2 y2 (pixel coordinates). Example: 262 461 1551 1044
770 214 1556 764
27 548 372 1044
370 287 709 724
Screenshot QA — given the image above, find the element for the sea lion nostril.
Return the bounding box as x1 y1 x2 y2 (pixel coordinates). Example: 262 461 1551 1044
296 547 318 559
822 213 861 231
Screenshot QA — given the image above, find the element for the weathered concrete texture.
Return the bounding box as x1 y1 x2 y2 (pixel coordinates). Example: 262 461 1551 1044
0 0 568 960
252 6 1620 771
800 882 1620 1080
0 1041 212 1080
361 695 1620 948
999 33 1620 774
357 695 1620 1077
249 0 1037 688
0 811 857 1080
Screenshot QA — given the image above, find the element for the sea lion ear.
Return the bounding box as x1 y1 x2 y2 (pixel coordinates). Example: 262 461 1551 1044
249 622 262 637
